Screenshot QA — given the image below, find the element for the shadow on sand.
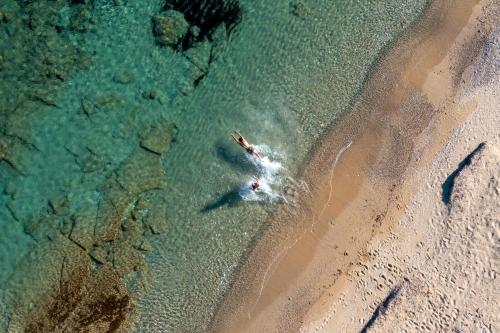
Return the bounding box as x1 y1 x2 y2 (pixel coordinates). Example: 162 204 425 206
441 142 485 205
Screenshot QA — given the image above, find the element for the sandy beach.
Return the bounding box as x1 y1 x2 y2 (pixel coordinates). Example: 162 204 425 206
211 0 499 332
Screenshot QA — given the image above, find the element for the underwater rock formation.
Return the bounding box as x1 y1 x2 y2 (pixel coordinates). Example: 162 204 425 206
153 10 189 47
140 117 177 155
152 0 242 88
5 135 174 330
165 0 241 45
69 1 94 33
184 40 212 73
80 94 124 118
290 0 310 18
6 233 137 333
0 0 92 124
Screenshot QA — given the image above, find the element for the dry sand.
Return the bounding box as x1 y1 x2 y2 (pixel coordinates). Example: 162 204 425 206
211 0 499 332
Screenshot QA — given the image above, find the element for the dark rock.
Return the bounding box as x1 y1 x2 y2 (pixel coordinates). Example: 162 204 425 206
70 0 91 5
140 118 177 155
165 0 241 44
184 40 211 72
0 11 10 23
290 0 310 17
152 10 189 47
142 88 158 100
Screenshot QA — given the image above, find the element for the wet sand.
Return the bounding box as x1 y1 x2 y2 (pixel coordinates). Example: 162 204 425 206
210 0 498 331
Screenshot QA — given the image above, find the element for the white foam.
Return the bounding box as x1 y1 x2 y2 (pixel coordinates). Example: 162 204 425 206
239 144 286 202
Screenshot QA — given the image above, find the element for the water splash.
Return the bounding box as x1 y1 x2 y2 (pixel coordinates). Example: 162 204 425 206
239 144 286 202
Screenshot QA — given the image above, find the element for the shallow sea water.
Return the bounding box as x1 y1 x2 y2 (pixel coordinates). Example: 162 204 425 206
0 0 427 331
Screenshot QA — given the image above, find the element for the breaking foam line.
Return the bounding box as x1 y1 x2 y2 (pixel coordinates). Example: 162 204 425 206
312 141 353 231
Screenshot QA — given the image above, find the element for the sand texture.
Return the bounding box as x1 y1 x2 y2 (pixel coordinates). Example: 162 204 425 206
301 19 500 332
212 0 499 332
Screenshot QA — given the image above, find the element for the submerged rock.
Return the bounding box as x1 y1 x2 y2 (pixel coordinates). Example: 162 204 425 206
80 94 123 117
140 118 177 155
290 0 310 17
95 147 167 242
49 196 70 216
0 0 91 124
112 240 147 278
113 70 136 84
152 10 189 47
69 4 94 33
0 137 7 159
69 214 95 250
135 239 151 252
143 196 168 235
117 149 167 193
142 88 158 100
77 150 107 173
184 40 211 72
22 261 136 333
165 0 242 42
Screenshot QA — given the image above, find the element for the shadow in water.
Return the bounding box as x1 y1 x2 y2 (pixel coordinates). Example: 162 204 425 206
201 187 242 213
441 142 485 205
215 140 255 174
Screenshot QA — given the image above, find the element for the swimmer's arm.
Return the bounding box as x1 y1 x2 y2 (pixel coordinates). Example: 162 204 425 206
230 133 239 144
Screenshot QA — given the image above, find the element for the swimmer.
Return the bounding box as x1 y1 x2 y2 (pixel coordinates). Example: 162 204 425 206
250 177 260 191
230 131 261 159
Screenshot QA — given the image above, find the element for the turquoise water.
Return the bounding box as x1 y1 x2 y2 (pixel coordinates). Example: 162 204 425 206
0 0 427 331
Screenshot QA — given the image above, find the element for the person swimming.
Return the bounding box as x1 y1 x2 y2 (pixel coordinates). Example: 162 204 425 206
250 177 260 191
231 131 261 159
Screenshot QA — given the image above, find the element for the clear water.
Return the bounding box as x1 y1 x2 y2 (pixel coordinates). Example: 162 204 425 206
0 0 427 332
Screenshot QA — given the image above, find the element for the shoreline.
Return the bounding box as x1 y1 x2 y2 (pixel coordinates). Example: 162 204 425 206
0 2 432 332
209 0 497 331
